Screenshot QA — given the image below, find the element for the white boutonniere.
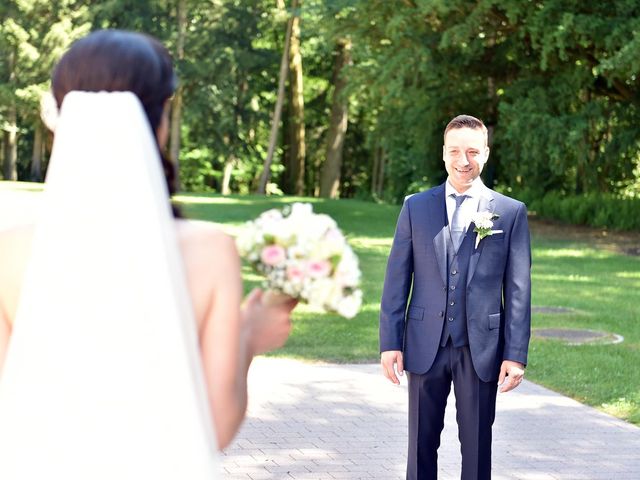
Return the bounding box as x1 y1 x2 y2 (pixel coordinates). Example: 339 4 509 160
471 211 502 249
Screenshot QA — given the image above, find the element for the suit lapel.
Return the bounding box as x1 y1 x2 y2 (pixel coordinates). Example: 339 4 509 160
467 188 495 286
430 184 448 286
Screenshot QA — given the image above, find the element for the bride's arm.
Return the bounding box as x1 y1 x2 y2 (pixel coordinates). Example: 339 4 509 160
198 233 247 449
0 227 31 375
0 305 10 374
198 232 293 449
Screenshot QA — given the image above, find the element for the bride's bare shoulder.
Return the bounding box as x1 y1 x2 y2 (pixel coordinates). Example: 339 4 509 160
176 219 233 248
175 219 239 267
175 220 241 321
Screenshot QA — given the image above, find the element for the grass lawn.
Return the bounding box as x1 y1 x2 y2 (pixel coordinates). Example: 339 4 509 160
525 236 640 425
177 192 640 426
2 182 638 425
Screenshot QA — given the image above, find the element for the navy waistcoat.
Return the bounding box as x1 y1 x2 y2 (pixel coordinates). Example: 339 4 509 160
439 231 474 347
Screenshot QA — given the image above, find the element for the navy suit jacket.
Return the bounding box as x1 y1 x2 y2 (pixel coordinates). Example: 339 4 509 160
379 182 531 382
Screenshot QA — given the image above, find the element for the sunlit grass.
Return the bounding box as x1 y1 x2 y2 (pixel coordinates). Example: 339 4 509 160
527 232 640 425
533 273 595 282
0 181 44 192
535 247 613 259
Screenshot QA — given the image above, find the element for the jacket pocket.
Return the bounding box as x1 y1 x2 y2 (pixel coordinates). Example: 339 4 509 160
488 313 501 330
483 232 505 245
407 305 424 321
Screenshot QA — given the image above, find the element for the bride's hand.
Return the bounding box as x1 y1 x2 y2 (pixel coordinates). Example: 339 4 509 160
241 288 297 356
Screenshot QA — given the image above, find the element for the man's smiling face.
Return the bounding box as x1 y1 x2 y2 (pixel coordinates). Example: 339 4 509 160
442 127 489 193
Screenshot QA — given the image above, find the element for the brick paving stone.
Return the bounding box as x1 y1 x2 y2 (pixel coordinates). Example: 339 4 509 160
221 358 640 479
287 474 334 480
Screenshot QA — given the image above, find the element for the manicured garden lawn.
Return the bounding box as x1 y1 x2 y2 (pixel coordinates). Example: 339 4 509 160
525 236 640 424
177 192 640 425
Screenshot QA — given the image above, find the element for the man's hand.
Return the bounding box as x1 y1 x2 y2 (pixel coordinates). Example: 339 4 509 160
381 350 404 385
498 360 525 393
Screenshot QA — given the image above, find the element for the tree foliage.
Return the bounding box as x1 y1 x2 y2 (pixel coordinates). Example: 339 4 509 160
344 0 640 201
1 0 639 210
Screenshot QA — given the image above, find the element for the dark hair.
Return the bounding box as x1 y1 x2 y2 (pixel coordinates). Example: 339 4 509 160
444 114 488 145
52 29 181 217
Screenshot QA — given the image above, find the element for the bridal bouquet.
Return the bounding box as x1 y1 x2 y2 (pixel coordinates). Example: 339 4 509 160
236 203 362 318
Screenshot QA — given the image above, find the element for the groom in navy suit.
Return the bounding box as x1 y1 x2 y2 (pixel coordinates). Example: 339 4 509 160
379 115 531 479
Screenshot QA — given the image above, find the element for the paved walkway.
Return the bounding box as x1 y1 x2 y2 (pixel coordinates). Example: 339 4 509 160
222 358 640 480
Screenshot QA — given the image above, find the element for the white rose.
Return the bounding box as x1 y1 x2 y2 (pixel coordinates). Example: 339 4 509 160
336 291 362 319
471 211 494 229
306 278 336 308
288 202 313 218
236 225 261 256
257 208 283 223
335 248 361 287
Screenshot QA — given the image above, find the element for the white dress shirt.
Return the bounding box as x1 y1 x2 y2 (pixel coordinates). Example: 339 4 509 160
445 177 485 234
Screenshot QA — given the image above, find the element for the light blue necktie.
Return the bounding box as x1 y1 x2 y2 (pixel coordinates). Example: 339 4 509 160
450 194 468 250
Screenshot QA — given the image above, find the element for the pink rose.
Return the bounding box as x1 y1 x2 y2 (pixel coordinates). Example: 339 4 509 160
260 245 286 266
306 260 331 278
287 264 305 282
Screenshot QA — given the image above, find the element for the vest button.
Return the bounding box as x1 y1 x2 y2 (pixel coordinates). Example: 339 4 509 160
450 285 456 291
448 317 454 322
451 269 458 275
450 301 455 306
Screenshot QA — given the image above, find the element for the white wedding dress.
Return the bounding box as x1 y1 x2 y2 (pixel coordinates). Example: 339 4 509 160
0 92 220 479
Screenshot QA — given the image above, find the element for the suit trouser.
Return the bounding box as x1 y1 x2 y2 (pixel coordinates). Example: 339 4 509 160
406 341 498 480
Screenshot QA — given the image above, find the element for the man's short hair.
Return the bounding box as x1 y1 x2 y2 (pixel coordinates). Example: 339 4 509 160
444 114 488 145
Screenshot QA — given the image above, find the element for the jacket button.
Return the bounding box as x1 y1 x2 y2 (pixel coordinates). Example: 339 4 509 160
438 311 444 317
448 317 454 322
442 286 447 291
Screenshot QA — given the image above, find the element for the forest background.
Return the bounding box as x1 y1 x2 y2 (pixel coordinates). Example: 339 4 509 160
1 0 640 229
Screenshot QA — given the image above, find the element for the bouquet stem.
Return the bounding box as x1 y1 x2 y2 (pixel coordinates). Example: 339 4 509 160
262 289 294 306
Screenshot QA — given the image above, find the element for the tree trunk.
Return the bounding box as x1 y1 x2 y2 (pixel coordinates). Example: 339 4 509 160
3 49 17 181
377 148 386 196
3 104 18 181
371 144 385 198
319 39 351 199
30 121 44 181
371 144 379 197
286 0 305 195
221 156 235 195
169 0 187 191
170 90 183 188
256 5 294 194
484 76 498 188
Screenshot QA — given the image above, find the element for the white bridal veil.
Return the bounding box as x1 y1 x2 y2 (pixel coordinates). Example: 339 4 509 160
0 92 219 478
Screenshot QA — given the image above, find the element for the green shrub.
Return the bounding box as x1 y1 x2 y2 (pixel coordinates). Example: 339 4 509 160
524 191 640 231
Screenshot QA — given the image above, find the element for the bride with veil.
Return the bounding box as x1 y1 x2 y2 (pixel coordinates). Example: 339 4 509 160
0 30 295 479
